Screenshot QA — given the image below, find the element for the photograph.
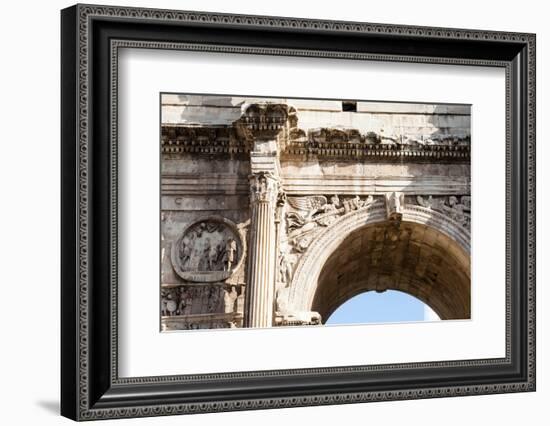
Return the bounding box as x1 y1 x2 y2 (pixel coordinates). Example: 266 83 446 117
57 3 536 420
160 94 471 331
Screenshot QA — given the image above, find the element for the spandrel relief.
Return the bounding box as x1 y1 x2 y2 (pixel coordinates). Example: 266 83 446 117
285 194 379 253
415 195 471 230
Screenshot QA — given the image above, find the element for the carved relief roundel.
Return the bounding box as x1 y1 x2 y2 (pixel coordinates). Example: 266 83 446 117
171 216 245 283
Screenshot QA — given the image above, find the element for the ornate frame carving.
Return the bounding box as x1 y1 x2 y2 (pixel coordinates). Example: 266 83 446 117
61 4 535 421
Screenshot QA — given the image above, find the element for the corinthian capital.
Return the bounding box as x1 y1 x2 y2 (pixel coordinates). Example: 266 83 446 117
249 172 279 204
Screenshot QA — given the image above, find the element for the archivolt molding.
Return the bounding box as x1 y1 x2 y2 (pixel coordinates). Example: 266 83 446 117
286 203 471 312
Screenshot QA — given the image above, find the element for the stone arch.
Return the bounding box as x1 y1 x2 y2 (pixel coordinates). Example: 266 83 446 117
286 203 470 321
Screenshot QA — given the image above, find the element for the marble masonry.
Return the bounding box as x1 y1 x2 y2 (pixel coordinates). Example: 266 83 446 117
160 95 471 331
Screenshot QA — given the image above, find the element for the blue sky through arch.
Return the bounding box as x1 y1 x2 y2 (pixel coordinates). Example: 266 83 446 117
325 290 440 325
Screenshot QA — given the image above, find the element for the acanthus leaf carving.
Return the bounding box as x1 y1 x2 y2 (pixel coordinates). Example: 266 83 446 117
249 171 279 204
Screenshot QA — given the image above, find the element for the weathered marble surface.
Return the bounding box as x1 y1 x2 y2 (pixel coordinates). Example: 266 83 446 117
160 96 471 331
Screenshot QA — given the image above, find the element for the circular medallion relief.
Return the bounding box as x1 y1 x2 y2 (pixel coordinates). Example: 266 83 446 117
171 216 244 283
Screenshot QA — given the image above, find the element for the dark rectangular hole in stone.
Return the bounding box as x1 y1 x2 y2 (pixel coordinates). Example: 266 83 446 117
342 101 357 112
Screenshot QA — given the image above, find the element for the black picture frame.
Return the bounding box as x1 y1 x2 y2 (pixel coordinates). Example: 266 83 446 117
61 4 536 421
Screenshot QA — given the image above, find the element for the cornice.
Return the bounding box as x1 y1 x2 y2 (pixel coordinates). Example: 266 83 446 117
162 123 470 162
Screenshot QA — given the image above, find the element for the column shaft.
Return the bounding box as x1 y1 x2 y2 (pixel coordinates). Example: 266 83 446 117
245 175 278 327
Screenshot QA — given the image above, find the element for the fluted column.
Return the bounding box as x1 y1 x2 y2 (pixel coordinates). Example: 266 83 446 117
245 172 279 328
239 102 289 328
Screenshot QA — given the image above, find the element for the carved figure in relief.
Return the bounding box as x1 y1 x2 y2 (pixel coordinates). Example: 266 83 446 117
342 195 372 214
446 196 471 227
186 288 194 314
207 286 222 313
278 249 297 284
286 194 338 233
327 194 341 210
161 290 178 317
174 218 242 277
416 195 437 209
258 174 267 194
198 238 212 271
250 172 278 203
275 287 290 313
292 234 314 253
416 195 471 228
277 191 287 207
384 192 405 222
286 194 375 237
448 196 467 212
178 236 193 268
223 286 238 313
178 287 192 315
208 240 220 271
160 291 169 316
284 194 378 258
236 289 245 314
223 238 237 271
286 195 328 228
195 222 206 237
386 192 403 216
460 195 471 210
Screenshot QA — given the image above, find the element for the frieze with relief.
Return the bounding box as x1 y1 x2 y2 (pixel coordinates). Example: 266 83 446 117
160 284 245 331
161 284 245 317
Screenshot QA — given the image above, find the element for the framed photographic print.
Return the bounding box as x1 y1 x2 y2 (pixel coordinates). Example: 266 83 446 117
61 4 536 421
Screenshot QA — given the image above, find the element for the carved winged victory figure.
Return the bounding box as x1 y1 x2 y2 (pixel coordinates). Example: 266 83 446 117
286 195 330 232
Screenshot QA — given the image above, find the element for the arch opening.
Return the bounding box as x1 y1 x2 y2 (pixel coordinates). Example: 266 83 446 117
312 220 470 323
325 289 441 325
